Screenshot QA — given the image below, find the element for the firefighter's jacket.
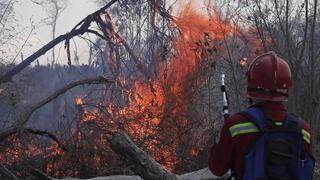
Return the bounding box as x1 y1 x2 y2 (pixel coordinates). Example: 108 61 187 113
208 101 312 179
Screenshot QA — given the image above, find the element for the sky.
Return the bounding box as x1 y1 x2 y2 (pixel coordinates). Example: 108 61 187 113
12 0 210 66
14 0 98 65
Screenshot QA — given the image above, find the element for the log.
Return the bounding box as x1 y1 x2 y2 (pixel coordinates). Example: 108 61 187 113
30 168 57 180
109 130 179 180
178 168 229 180
27 168 228 180
0 163 18 180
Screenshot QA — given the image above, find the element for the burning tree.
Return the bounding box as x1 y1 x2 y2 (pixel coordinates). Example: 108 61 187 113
0 0 236 178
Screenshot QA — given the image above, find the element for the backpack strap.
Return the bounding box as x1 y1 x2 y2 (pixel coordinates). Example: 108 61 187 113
228 107 265 138
283 113 304 133
286 115 312 146
281 113 309 146
281 114 313 163
238 107 267 131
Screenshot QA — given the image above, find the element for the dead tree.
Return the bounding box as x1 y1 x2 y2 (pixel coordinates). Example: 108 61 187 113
0 0 119 84
31 0 68 66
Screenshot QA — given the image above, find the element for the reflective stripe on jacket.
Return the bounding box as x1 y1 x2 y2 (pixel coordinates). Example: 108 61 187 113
208 101 312 179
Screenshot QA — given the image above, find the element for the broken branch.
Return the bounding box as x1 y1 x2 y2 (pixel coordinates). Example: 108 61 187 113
0 76 114 140
0 128 66 151
0 163 18 180
0 0 119 85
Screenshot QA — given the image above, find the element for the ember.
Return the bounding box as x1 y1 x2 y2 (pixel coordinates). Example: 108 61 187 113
75 97 84 106
239 57 248 67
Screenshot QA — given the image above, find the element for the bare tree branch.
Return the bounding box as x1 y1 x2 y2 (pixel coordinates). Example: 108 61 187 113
0 163 18 180
95 14 150 78
30 167 56 180
0 128 66 151
0 0 119 85
0 76 114 139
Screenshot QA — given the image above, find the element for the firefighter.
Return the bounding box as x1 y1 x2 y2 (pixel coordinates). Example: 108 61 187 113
208 52 314 179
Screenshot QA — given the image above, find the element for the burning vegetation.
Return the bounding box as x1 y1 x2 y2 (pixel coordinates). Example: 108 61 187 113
5 0 318 179
0 2 235 178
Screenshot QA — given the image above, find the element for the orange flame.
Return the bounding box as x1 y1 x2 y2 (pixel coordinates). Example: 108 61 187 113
239 57 248 67
0 2 236 177
75 97 84 106
108 2 234 170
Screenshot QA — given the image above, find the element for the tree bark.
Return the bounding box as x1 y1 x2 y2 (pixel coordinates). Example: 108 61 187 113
110 129 179 180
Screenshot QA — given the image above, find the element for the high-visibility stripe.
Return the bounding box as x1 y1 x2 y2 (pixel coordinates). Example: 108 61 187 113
301 129 311 144
275 122 282 126
229 122 259 137
229 122 311 144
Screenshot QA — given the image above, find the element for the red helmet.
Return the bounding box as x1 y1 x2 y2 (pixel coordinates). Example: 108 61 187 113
247 51 292 101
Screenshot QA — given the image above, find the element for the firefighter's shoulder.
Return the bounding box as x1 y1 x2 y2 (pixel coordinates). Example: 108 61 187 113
290 113 312 146
223 113 259 138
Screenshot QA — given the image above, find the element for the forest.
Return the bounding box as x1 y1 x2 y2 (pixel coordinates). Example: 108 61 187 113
0 0 319 179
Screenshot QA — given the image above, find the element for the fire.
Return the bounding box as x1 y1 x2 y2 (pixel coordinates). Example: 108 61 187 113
75 96 84 106
239 57 248 67
104 2 234 171
0 136 22 166
69 1 234 172
79 109 101 124
0 2 236 177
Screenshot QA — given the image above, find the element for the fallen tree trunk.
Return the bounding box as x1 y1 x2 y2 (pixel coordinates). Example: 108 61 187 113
22 129 229 180
109 130 179 180
178 168 229 180
27 168 228 180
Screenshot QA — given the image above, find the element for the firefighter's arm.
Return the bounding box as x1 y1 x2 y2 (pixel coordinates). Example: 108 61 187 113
208 121 233 176
302 121 312 154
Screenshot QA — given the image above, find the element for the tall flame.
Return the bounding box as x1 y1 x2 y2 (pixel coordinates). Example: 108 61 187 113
110 2 234 170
